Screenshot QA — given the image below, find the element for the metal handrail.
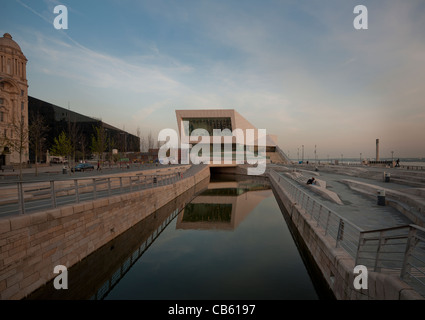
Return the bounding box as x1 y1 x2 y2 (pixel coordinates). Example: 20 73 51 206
0 169 190 216
356 224 425 296
270 170 364 258
270 169 425 296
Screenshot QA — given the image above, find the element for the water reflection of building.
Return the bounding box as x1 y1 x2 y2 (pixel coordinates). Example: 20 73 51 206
176 179 271 231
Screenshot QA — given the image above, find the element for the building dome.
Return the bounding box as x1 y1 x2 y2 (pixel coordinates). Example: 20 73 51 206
0 33 23 52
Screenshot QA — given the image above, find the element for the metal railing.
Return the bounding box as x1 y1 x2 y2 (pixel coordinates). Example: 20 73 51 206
356 224 425 295
0 170 187 216
270 169 425 296
270 170 364 258
400 165 425 171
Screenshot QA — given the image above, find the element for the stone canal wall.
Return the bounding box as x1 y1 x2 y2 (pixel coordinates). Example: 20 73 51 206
268 170 423 300
0 165 210 300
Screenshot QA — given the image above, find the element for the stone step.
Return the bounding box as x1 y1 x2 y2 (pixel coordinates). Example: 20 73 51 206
389 177 425 188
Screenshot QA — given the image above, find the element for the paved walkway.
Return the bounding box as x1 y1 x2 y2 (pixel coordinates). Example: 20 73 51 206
0 163 186 183
272 164 417 231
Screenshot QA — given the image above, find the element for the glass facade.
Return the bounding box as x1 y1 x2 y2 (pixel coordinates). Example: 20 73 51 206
28 96 140 162
183 117 232 136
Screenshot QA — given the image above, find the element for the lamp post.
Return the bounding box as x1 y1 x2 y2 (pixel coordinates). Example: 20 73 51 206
302 145 304 164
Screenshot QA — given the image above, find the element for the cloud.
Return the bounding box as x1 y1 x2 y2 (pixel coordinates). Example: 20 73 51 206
11 0 425 157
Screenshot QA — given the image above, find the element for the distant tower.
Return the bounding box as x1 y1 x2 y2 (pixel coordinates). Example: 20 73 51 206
0 33 29 165
376 139 380 161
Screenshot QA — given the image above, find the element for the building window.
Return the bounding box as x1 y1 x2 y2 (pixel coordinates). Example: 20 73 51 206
3 129 6 138
0 112 4 122
21 90 24 97
0 98 4 105
183 117 233 136
21 102 24 111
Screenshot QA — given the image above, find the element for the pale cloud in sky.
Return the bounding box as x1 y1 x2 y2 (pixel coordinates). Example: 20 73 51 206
3 0 424 159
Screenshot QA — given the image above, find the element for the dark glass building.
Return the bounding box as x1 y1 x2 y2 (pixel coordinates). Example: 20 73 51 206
28 96 140 162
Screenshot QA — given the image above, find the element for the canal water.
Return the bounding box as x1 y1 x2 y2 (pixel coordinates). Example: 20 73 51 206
27 174 331 300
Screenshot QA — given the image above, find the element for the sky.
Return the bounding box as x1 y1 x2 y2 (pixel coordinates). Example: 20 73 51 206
1 0 424 160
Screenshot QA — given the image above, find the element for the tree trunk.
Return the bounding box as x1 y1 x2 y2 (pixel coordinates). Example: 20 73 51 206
19 151 22 180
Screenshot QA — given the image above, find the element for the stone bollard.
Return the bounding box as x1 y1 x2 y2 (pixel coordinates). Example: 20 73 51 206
377 190 386 206
383 172 391 183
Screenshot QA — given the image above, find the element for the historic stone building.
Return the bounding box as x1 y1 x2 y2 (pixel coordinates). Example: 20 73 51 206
0 33 29 166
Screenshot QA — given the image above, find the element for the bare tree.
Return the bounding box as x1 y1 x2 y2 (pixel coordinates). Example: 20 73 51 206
147 130 155 151
9 114 29 180
140 135 147 152
29 111 48 176
136 126 142 153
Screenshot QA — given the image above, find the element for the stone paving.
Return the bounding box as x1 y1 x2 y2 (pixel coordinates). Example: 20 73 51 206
270 164 423 232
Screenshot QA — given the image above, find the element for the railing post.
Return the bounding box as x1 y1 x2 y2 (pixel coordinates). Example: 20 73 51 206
311 201 316 219
93 178 97 200
355 233 364 266
108 178 111 196
336 219 345 248
306 196 310 214
374 231 383 272
51 180 57 208
325 210 331 235
18 182 25 214
75 179 80 203
316 205 322 227
120 177 123 193
401 227 417 281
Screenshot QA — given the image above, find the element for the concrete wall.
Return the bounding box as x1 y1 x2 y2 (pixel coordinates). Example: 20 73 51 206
26 177 210 300
0 165 210 300
269 170 424 300
341 179 425 228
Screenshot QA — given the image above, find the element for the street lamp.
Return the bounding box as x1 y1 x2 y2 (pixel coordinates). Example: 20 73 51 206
302 145 304 164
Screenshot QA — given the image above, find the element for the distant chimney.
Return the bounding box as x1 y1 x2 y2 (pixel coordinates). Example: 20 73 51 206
376 139 380 161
